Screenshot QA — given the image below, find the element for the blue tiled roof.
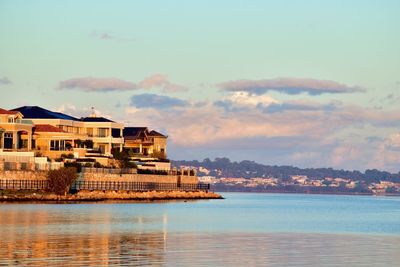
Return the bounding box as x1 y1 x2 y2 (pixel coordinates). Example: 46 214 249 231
11 106 79 121
80 117 115 122
123 127 148 137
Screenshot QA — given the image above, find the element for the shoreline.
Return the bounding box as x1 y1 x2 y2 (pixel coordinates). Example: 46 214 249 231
0 190 223 202
215 190 400 197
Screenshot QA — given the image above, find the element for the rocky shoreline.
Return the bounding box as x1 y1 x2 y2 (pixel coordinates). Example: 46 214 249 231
0 190 223 202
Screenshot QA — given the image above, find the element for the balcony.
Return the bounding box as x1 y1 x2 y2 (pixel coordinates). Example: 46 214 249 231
15 119 33 125
87 136 123 144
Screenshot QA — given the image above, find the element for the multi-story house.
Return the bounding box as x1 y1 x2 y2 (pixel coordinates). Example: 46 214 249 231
11 106 124 157
123 127 167 159
1 106 168 164
0 108 34 151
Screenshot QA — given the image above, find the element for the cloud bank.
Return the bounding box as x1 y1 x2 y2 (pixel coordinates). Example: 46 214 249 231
139 74 188 92
59 75 187 93
120 92 400 172
218 77 364 95
59 77 137 92
130 93 188 109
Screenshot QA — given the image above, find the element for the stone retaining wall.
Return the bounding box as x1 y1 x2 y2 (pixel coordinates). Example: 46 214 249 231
0 170 198 184
0 170 47 180
80 172 198 184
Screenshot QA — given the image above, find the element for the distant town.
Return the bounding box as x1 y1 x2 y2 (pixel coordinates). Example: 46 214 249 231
173 158 400 195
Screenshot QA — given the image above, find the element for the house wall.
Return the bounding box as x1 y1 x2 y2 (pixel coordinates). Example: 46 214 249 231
152 137 167 158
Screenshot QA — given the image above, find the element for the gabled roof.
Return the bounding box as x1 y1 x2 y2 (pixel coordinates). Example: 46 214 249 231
33 124 66 133
11 106 79 121
123 127 148 136
148 130 167 138
0 108 20 115
80 117 115 122
123 127 148 140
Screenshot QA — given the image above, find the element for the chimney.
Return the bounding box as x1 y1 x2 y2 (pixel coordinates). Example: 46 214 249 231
90 107 97 118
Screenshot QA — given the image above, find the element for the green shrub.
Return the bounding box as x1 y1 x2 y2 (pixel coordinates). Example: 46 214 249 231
84 140 93 149
61 153 74 159
93 162 103 168
47 167 78 195
64 162 82 173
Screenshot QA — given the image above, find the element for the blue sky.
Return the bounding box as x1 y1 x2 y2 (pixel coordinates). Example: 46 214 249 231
1 0 400 171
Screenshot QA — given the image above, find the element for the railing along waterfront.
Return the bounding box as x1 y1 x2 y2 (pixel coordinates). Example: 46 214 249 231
72 181 210 191
0 180 48 190
0 180 210 192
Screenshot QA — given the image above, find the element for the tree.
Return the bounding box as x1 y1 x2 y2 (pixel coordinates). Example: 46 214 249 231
113 150 137 169
84 140 93 149
47 167 78 195
75 139 83 148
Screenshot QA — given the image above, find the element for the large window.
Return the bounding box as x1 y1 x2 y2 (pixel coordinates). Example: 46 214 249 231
98 128 108 137
3 133 13 149
50 140 65 151
112 128 121 138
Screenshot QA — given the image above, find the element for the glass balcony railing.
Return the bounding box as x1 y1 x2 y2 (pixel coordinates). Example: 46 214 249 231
14 119 33 125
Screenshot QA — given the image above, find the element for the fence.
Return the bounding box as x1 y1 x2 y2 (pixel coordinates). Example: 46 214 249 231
82 167 137 174
0 179 210 192
1 162 63 171
71 181 210 191
0 180 48 190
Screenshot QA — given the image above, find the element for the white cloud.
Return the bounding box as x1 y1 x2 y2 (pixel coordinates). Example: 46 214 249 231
225 91 280 107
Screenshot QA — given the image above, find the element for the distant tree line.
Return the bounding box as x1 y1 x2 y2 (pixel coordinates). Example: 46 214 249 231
172 158 400 183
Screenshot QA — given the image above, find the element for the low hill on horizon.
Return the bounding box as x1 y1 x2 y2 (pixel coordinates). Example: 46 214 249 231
172 157 400 183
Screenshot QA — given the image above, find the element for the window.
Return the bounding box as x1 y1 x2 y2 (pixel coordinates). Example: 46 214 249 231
87 128 93 137
4 133 13 138
98 144 106 154
112 128 121 138
50 140 65 151
7 117 14 123
98 128 108 137
21 140 28 149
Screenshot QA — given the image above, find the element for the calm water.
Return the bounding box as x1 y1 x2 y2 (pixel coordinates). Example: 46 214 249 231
0 193 399 266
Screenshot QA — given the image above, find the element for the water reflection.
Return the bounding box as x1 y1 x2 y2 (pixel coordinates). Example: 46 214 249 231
163 233 400 267
0 203 400 266
0 206 168 266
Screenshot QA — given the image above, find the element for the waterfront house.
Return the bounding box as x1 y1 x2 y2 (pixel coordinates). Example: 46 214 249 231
12 106 124 157
123 127 167 159
0 108 33 151
1 106 168 166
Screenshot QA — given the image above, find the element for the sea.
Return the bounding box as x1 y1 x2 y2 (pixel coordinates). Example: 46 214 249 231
0 193 399 266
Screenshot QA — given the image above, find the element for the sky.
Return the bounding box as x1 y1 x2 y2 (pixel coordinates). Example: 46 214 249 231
1 0 400 172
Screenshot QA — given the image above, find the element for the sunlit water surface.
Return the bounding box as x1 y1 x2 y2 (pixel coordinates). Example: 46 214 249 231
0 193 399 266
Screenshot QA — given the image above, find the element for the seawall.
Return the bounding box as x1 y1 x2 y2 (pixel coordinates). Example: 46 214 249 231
0 170 222 201
0 190 223 201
